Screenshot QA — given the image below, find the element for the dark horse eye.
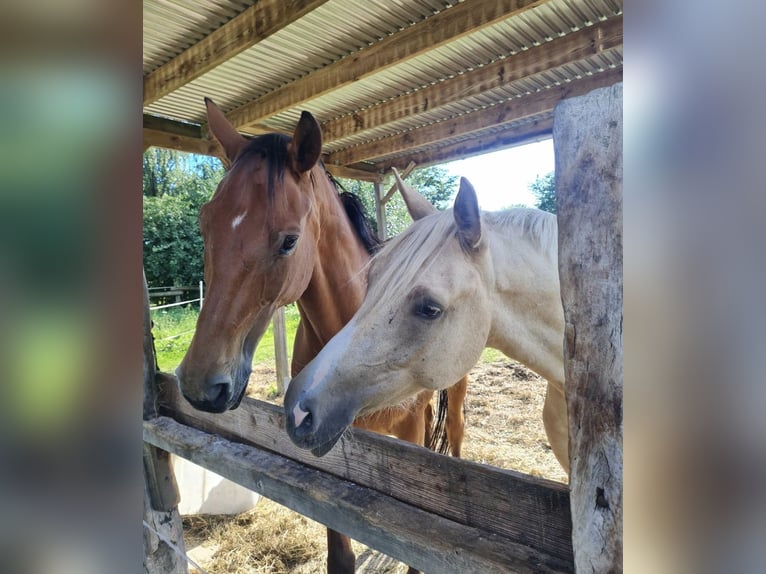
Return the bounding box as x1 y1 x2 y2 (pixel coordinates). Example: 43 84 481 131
279 234 299 255
414 298 443 320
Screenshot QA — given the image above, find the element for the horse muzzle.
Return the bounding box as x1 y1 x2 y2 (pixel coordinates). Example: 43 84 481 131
176 363 250 413
284 388 356 456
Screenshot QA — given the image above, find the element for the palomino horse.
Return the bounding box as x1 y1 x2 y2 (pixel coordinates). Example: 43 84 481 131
285 177 570 474
175 98 467 573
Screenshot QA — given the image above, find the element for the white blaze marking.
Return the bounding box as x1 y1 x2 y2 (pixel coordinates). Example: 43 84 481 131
231 211 247 230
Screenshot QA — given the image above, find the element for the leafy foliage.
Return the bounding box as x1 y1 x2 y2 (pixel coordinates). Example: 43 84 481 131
142 149 224 287
529 171 556 213
335 165 458 238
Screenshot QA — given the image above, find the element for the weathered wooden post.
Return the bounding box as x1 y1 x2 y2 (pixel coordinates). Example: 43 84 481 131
143 270 187 573
373 180 387 240
272 307 290 394
554 82 623 572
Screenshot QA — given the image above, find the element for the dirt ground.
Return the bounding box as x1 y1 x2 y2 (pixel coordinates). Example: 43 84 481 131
182 358 567 573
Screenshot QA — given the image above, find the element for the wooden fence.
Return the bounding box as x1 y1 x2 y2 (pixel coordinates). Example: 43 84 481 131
144 375 574 573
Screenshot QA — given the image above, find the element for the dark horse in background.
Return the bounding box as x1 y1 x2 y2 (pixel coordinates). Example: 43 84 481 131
175 98 468 573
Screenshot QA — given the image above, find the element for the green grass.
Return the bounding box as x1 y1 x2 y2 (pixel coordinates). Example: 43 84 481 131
150 303 301 373
150 303 506 373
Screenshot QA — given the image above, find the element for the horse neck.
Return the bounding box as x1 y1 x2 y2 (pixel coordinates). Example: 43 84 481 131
296 169 370 353
484 219 565 387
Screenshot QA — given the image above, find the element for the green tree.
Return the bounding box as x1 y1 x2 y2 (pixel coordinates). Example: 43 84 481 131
529 171 556 213
142 149 224 287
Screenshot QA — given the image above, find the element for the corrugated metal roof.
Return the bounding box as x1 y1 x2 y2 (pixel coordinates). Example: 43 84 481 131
143 0 255 74
143 0 622 168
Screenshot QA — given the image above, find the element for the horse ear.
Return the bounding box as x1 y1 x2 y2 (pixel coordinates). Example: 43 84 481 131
290 111 322 173
205 98 247 163
392 167 437 220
454 177 482 249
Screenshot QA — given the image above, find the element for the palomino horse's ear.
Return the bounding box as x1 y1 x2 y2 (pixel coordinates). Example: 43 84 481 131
290 111 322 173
392 167 438 220
205 98 247 163
454 177 482 249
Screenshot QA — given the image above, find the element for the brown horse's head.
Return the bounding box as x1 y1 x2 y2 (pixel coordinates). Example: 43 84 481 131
176 99 322 412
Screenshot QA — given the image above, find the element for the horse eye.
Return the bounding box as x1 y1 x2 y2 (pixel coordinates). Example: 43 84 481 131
414 298 443 320
279 234 299 255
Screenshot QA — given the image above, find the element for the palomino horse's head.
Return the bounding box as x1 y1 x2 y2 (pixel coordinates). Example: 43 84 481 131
285 178 493 453
177 99 322 413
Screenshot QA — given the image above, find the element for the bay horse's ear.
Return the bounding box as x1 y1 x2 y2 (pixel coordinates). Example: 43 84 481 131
454 177 482 249
290 111 322 173
205 98 247 163
392 167 437 220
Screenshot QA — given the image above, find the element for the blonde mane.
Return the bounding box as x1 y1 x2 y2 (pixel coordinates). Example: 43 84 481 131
366 207 557 310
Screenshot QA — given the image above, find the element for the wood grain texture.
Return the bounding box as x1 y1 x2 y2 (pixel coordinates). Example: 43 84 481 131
143 128 224 158
320 16 622 145
322 162 382 182
554 82 623 573
145 416 573 573
143 0 330 105
142 271 185 572
328 66 622 166
227 0 546 128
158 380 573 563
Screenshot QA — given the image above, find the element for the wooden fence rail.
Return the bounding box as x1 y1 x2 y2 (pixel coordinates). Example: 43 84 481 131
147 375 574 572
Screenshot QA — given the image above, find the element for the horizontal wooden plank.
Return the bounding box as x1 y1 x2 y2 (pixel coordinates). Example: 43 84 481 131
145 416 572 573
320 16 623 145
323 161 382 182
143 0 330 105
370 116 554 173
143 128 223 158
227 0 546 128
328 66 622 166
157 378 573 563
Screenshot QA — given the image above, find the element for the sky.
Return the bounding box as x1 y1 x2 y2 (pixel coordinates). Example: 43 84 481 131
441 138 554 210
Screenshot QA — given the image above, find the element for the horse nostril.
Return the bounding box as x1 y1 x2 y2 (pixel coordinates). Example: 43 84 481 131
205 379 231 409
292 401 314 436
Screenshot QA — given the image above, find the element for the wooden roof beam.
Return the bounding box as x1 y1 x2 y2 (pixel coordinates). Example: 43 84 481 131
143 128 223 158
143 0 331 106
323 162 381 183
372 117 554 174
227 0 547 129
327 67 622 166
321 15 622 145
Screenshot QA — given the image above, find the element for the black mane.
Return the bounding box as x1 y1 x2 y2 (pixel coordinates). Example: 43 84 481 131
338 192 383 255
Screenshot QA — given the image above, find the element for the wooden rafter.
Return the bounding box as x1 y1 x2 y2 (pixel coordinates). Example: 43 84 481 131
372 116 554 173
328 67 622 166
321 15 622 145
226 0 547 129
143 0 330 106
323 162 381 182
143 129 224 158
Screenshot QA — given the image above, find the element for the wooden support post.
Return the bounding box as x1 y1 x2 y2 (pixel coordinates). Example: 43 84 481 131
554 82 623 573
373 180 386 240
272 307 290 394
143 270 187 574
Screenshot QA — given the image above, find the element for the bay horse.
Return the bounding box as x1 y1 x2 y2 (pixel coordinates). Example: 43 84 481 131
175 98 468 573
285 177 570 474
